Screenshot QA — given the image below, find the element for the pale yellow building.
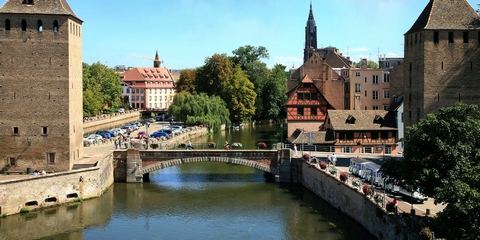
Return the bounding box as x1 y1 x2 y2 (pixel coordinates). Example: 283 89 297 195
344 62 391 111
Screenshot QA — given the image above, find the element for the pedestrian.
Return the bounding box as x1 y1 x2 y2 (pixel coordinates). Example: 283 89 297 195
331 153 337 166
327 155 332 166
187 141 193 150
293 144 298 157
33 170 39 176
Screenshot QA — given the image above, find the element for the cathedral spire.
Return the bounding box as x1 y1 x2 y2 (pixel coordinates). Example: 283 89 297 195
153 50 163 68
304 2 317 62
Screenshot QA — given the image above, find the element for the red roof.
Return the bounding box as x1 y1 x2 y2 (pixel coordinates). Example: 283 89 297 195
120 67 174 88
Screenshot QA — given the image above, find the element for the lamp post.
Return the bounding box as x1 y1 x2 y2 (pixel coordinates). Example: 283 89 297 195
280 123 283 146
302 128 305 156
382 141 385 161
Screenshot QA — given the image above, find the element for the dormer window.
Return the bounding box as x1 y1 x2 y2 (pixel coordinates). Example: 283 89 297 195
22 0 33 5
345 115 356 124
374 115 384 124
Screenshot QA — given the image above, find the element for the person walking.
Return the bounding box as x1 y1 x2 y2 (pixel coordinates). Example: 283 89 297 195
327 154 332 166
331 153 337 166
293 144 298 157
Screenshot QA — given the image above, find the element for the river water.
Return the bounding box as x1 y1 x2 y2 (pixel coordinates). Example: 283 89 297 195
1 124 376 240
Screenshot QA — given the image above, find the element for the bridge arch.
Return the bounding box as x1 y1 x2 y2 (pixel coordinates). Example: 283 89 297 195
140 156 278 175
114 149 292 183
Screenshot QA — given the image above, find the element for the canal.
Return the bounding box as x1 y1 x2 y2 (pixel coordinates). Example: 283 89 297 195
0 123 376 240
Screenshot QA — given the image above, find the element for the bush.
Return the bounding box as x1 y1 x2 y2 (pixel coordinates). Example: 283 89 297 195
339 172 348 182
150 143 159 149
329 167 337 175
20 208 30 213
319 161 327 169
419 227 432 240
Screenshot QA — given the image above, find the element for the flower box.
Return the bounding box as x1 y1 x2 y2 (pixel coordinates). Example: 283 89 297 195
319 161 327 169
339 172 348 182
386 201 396 212
362 184 372 195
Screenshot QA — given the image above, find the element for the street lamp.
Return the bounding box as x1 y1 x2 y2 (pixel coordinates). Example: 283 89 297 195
382 141 385 161
280 123 283 148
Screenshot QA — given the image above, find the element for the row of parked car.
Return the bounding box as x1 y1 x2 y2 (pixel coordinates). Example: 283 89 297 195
83 121 146 144
349 157 429 203
148 125 183 138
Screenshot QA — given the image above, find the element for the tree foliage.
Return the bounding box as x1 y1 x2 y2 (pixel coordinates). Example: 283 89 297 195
221 65 256 123
354 60 379 69
82 62 123 116
195 53 233 96
259 64 288 120
168 92 230 132
174 69 197 94
177 45 287 123
380 103 480 239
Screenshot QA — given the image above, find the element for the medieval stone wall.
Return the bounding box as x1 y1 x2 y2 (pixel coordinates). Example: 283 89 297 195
0 152 114 216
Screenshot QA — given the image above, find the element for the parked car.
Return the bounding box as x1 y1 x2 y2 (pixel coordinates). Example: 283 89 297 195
155 116 164 121
85 134 103 141
151 131 168 138
96 131 112 139
137 131 147 139
121 126 134 132
105 129 118 137
118 108 125 113
148 118 156 123
83 137 95 145
110 128 126 135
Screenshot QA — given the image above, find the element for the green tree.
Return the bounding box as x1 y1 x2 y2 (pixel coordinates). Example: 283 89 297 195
381 103 480 239
168 92 230 132
195 53 233 96
230 45 269 71
83 62 123 115
230 45 270 120
354 60 379 68
221 65 256 123
175 69 197 94
260 64 288 120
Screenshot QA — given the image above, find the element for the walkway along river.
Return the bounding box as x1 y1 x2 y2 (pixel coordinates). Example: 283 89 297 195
0 123 378 239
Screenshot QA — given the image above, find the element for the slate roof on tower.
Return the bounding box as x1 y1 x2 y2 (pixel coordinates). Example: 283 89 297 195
406 0 480 34
0 0 81 21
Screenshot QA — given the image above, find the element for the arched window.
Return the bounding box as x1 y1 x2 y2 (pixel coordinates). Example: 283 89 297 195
37 20 43 32
53 20 58 33
21 19 27 32
5 19 10 31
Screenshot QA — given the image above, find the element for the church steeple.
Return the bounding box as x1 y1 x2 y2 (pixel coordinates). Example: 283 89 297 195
304 1 317 62
153 50 163 68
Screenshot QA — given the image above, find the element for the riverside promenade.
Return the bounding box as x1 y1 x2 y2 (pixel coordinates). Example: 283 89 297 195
305 151 446 217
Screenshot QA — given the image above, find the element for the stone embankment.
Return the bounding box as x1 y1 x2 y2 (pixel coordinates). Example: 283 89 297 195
0 114 208 216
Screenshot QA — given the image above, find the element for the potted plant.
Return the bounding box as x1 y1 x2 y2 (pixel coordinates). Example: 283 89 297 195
373 194 383 204
362 184 371 195
339 172 348 182
386 201 396 212
319 161 327 170
257 142 267 149
150 143 159 149
419 227 432 240
329 167 337 175
302 153 310 160
352 179 361 188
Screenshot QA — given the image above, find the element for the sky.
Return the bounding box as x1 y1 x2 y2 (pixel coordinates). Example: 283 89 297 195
2 0 479 69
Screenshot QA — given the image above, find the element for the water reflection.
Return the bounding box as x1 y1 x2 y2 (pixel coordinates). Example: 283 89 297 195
0 124 376 240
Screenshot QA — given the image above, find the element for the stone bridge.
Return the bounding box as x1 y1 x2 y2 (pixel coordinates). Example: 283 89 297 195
113 149 292 183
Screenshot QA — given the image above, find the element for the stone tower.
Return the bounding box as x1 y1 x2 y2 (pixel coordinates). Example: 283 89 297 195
303 2 317 63
0 0 83 172
404 0 480 127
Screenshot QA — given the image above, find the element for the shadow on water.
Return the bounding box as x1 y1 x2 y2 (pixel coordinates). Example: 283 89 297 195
279 183 378 240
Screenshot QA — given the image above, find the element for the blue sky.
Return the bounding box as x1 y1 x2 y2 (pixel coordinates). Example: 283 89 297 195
3 0 479 69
